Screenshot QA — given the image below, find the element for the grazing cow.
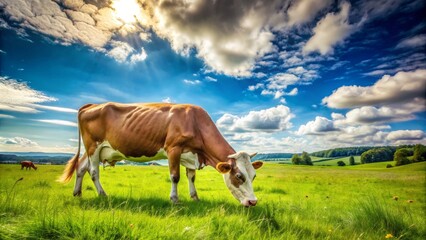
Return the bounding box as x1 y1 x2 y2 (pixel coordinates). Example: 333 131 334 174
59 102 263 207
21 161 37 170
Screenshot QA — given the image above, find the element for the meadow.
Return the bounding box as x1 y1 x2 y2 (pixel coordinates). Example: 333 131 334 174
0 161 425 239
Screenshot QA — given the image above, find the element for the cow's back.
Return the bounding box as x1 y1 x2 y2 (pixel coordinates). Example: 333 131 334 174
78 103 199 158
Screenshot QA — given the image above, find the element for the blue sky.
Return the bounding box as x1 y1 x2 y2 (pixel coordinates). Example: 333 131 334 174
0 0 425 153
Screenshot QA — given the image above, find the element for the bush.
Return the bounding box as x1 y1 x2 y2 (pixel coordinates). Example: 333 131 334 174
291 154 302 165
394 148 411 166
337 161 346 166
386 164 393 168
349 156 355 165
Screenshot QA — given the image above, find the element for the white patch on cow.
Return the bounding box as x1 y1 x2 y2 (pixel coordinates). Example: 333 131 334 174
223 152 258 206
97 141 203 169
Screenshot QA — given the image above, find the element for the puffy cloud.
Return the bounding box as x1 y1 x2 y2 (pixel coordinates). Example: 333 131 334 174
249 66 317 100
303 2 355 55
0 0 147 63
287 0 333 26
0 136 38 146
296 116 338 135
339 101 426 124
386 130 424 141
323 69 426 108
0 136 77 153
151 0 281 77
217 105 294 133
225 132 310 153
1 0 336 77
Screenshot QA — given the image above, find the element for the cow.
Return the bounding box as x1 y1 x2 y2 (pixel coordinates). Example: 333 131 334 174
59 102 263 207
21 161 37 170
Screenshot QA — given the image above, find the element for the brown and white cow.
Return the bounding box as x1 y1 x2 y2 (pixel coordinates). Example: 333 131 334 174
59 102 263 207
21 161 37 170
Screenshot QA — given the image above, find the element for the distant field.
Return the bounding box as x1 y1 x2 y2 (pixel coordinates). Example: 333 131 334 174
313 156 362 166
1 162 425 239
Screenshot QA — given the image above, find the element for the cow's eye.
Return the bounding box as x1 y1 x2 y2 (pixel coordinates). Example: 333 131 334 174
236 173 246 182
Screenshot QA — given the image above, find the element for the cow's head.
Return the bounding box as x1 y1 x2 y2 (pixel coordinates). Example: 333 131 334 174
216 152 263 207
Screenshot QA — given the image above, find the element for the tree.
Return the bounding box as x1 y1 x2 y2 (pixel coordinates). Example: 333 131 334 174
413 144 426 162
337 161 346 166
361 148 394 164
349 156 355 165
394 148 411 166
301 152 313 165
291 154 302 165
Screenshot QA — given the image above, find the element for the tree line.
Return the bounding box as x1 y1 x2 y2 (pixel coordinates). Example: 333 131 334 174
293 144 426 167
311 146 390 158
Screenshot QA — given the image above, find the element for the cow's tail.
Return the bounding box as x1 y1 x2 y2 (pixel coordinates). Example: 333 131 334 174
58 126 81 183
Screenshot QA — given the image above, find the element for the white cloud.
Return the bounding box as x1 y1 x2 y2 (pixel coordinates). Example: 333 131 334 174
130 47 147 64
250 66 317 100
217 105 294 133
183 79 201 85
0 114 15 119
303 2 355 55
287 88 298 96
31 104 78 113
296 116 338 135
162 97 172 103
396 34 426 48
151 0 282 77
323 69 426 108
386 130 424 141
287 0 333 26
0 76 57 113
107 41 134 63
35 119 78 127
205 76 217 82
0 136 38 147
339 101 426 124
106 41 147 64
0 136 77 153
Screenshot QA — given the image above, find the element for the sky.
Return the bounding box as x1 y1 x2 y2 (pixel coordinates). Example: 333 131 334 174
0 0 425 154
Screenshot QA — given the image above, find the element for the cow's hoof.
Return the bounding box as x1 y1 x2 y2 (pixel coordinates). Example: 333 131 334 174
98 191 107 197
191 194 199 201
73 191 82 197
170 196 179 204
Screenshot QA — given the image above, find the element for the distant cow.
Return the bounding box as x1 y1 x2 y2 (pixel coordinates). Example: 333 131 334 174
59 102 263 207
21 161 37 170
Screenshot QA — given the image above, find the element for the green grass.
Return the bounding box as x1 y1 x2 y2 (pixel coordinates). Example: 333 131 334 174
0 162 425 239
313 156 362 166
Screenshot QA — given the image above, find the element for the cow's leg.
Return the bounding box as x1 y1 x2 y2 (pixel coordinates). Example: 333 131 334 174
186 168 199 201
88 146 106 196
73 154 89 197
167 147 182 203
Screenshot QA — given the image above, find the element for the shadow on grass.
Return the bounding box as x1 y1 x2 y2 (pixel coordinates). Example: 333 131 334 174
77 195 270 217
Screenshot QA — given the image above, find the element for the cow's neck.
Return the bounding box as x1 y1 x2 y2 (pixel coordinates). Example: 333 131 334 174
200 125 235 168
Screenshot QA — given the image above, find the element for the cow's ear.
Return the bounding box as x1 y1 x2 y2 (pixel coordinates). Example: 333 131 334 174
252 161 263 170
216 162 232 174
249 152 258 158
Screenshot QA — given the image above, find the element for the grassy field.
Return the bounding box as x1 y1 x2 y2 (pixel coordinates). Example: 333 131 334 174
313 156 362 166
0 162 425 239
